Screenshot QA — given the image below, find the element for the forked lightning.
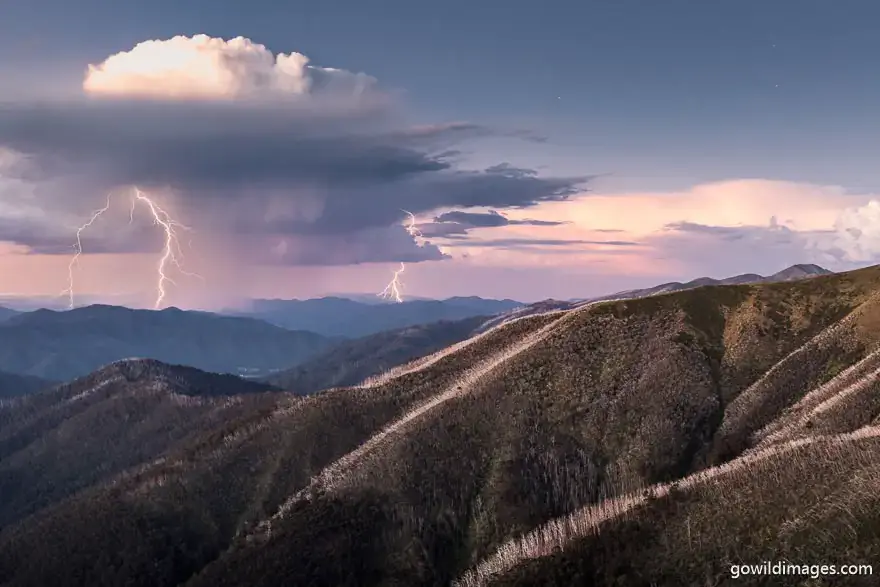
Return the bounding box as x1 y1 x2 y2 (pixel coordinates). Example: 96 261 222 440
133 187 202 309
62 187 200 310
60 196 112 309
378 262 405 303
378 210 421 303
402 209 421 239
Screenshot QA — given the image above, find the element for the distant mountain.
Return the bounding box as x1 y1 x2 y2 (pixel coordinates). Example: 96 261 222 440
480 264 834 330
4 266 880 586
0 305 336 381
0 370 54 399
231 296 523 338
0 306 18 322
768 263 832 281
589 263 833 302
265 315 490 394
321 293 435 304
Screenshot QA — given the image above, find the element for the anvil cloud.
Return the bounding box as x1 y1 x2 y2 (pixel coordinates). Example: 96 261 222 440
0 35 589 266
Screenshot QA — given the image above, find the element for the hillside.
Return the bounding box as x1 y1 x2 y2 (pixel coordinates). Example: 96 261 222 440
2 266 880 585
480 263 833 331
0 359 278 529
265 315 489 394
0 307 17 322
270 266 834 397
232 296 523 338
0 370 54 399
0 305 336 381
587 262 832 302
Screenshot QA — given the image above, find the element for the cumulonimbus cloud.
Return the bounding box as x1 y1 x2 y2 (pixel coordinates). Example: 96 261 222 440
82 34 378 101
0 34 592 266
818 200 880 262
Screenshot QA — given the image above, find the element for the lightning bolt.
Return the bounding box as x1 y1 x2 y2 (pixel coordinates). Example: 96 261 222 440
378 262 405 303
377 210 422 303
402 209 422 238
132 187 202 309
61 187 201 310
60 196 112 309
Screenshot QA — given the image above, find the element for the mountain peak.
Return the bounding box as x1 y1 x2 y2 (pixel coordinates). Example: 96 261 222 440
87 357 278 396
766 263 831 281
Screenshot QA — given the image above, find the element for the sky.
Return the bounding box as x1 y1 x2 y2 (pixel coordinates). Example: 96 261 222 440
2 0 880 309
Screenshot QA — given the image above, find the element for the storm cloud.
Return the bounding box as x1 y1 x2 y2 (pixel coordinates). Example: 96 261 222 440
0 35 592 266
439 237 641 248
418 209 569 238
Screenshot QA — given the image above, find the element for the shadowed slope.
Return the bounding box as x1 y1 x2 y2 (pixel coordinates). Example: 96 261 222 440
0 359 278 529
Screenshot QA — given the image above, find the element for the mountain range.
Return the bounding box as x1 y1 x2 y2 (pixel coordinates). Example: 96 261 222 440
478 263 833 331
587 262 832 301
0 305 336 381
2 263 879 585
229 296 523 338
0 307 18 322
284 265 834 397
0 266 833 395
265 265 836 396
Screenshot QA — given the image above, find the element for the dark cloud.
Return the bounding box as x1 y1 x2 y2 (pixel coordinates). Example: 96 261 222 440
440 237 641 248
434 209 564 227
0 101 452 187
0 219 75 255
0 204 176 255
0 99 592 265
419 209 569 238
259 225 449 266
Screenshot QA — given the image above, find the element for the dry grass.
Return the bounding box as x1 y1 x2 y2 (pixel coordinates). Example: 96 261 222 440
255 314 567 536
456 424 880 587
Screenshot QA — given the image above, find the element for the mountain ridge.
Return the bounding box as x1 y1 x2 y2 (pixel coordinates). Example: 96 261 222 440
0 304 336 381
230 296 523 338
264 315 491 394
590 262 832 302
268 265 836 397
479 263 833 332
0 359 280 530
